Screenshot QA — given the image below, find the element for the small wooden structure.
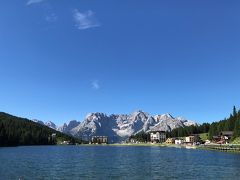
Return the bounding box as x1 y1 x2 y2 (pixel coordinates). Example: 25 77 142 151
166 138 175 144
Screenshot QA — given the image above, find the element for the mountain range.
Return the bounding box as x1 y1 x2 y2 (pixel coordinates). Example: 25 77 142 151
33 111 197 143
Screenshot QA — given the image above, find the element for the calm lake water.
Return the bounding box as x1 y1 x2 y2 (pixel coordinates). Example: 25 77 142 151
0 146 240 180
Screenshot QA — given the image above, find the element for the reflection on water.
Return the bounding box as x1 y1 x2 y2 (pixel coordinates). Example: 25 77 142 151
0 146 240 179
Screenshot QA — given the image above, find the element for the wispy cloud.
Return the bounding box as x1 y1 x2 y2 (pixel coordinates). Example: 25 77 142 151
92 80 100 90
26 0 57 24
73 9 100 30
45 13 57 22
26 0 45 5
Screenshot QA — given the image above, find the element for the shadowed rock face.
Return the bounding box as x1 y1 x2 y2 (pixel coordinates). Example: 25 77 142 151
33 111 197 143
57 120 80 134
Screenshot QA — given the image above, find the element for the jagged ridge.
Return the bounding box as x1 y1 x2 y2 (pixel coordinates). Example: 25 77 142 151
54 111 197 143
33 111 197 143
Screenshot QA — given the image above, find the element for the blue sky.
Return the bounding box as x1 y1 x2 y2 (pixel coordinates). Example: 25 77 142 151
0 0 240 125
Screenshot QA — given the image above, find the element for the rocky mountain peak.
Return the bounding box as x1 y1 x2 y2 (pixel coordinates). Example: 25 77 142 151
44 121 57 130
131 110 149 121
67 120 79 126
85 112 108 121
57 120 80 134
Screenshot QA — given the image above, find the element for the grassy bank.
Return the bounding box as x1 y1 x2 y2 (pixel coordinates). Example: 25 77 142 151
232 137 240 144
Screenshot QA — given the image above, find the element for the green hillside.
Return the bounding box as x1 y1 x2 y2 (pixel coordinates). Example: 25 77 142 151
199 133 209 141
0 112 82 147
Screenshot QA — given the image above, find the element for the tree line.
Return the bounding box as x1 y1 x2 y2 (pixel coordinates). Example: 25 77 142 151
129 131 150 142
0 112 82 147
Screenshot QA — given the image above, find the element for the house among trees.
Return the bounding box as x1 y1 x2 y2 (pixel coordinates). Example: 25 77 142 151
212 136 221 142
213 131 234 144
221 131 234 141
91 136 108 144
150 131 166 143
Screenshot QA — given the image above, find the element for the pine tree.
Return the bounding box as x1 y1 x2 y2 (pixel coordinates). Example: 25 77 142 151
233 106 237 117
0 123 6 146
233 110 240 139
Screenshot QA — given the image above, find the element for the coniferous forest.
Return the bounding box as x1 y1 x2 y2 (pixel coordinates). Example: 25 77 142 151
0 112 81 147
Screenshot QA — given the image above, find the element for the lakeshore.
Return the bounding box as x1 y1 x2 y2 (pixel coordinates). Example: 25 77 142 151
78 143 240 153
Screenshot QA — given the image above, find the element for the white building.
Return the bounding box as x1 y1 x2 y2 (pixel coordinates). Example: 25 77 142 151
175 139 184 145
150 131 166 143
185 136 195 143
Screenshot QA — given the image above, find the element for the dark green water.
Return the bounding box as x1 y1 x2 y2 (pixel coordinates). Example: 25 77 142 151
0 146 240 180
